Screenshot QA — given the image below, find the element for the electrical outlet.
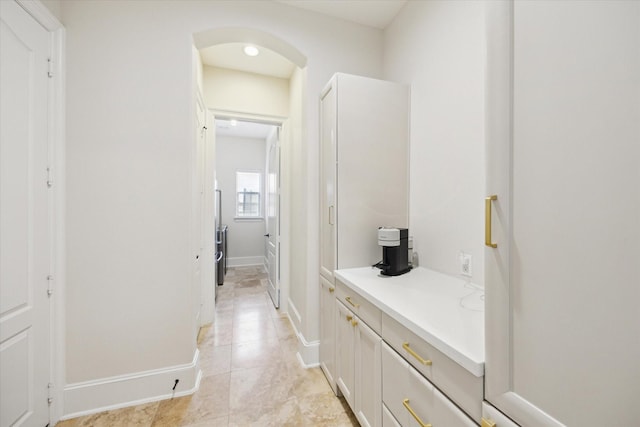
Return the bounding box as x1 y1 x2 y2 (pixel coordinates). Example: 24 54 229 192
460 253 472 277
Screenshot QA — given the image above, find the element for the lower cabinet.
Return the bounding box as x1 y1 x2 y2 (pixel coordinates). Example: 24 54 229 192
319 276 338 395
336 300 356 406
324 274 484 427
382 342 477 427
355 310 382 427
336 300 382 427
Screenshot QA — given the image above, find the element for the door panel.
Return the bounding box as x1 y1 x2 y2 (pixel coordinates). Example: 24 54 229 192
335 301 355 409
485 2 640 426
0 1 51 425
319 275 337 394
319 84 336 280
266 127 280 308
354 318 381 427
193 93 206 333
200 111 216 324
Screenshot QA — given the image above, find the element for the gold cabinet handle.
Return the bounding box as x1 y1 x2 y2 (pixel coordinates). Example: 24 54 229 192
329 287 335 293
403 399 431 427
346 314 353 322
485 195 498 248
351 319 358 327
402 342 432 366
345 296 360 308
481 418 496 427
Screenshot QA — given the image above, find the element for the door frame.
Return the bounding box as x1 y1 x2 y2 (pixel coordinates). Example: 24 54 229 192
14 0 66 424
210 109 288 312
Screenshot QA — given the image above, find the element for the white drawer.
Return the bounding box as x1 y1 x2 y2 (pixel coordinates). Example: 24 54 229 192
382 341 412 425
382 342 478 427
382 313 482 421
383 404 401 427
336 278 382 334
482 401 521 427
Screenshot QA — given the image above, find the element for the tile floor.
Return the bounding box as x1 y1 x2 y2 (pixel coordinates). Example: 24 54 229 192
56 266 358 427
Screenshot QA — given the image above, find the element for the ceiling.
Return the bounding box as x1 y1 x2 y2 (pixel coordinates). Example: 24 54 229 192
199 0 407 79
215 119 276 139
199 43 295 79
276 0 407 29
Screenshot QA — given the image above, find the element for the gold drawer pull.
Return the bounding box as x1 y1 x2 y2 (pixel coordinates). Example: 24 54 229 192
351 319 358 327
346 314 353 322
481 418 496 427
403 399 431 427
402 342 432 366
329 287 335 293
345 296 360 308
485 195 498 248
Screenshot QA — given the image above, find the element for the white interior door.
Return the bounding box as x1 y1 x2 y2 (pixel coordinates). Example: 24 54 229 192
0 1 51 426
485 2 640 426
200 111 216 325
193 93 206 334
265 127 280 308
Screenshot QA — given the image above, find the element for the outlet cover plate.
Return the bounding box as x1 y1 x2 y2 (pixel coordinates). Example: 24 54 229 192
460 253 472 277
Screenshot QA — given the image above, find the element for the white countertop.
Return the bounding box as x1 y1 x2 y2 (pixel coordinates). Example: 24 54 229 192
334 266 485 377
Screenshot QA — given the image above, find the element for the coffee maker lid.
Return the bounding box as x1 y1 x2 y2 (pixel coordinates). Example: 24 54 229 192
378 227 400 246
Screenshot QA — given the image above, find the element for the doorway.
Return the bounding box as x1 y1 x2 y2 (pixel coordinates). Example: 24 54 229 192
193 34 305 318
214 117 282 309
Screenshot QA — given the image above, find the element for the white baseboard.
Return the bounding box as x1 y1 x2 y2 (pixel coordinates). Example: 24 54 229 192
288 297 302 327
62 350 201 419
285 307 319 367
296 349 320 368
227 256 263 267
295 330 320 367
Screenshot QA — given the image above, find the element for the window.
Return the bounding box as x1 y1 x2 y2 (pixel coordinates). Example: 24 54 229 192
236 171 262 218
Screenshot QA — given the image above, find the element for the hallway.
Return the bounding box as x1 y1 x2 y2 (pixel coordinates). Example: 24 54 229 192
56 266 357 426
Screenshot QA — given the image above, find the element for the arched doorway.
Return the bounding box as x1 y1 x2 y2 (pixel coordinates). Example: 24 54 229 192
191 27 307 328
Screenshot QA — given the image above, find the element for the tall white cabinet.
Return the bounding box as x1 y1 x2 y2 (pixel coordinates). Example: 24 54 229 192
483 2 640 426
319 73 409 396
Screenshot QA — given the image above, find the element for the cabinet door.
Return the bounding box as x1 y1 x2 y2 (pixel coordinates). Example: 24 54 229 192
485 2 640 426
335 301 355 409
319 81 337 281
355 317 382 427
319 275 338 394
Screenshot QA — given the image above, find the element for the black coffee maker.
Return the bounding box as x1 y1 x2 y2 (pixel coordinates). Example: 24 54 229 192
373 227 411 276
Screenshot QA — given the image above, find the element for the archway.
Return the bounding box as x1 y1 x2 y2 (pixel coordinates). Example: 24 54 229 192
192 27 308 328
193 27 307 69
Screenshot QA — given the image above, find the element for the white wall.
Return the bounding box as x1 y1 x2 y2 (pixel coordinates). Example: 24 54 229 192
203 66 289 117
383 0 486 285
216 135 267 264
61 0 382 414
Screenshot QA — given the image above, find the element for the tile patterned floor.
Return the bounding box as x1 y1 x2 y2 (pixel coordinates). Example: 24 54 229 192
56 266 358 427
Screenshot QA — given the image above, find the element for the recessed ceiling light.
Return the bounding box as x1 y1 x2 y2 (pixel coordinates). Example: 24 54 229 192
243 45 259 57
230 119 238 127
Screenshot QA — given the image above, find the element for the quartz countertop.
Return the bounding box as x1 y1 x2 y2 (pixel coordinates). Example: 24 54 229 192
334 266 485 377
